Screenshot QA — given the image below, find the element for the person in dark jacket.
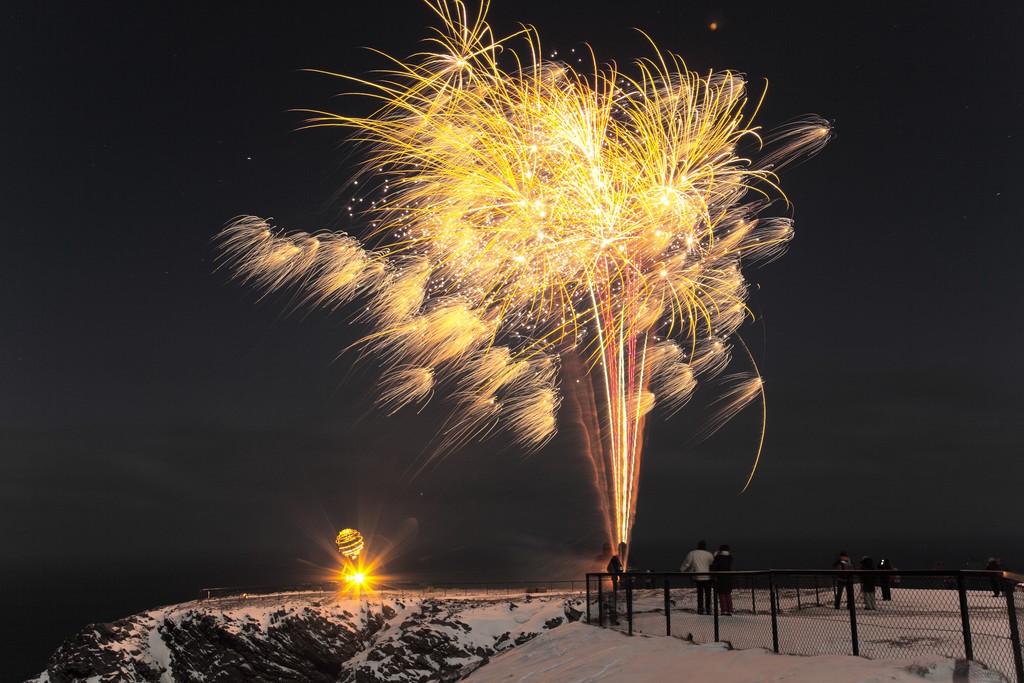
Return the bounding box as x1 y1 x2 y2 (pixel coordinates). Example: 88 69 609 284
711 544 734 615
987 558 1002 597
878 558 894 600
607 552 623 575
607 542 632 574
860 556 877 610
832 550 853 609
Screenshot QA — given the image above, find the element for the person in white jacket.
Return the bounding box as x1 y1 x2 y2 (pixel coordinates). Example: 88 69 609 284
680 540 716 614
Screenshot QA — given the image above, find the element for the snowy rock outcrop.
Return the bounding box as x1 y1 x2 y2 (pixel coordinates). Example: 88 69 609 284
31 592 578 683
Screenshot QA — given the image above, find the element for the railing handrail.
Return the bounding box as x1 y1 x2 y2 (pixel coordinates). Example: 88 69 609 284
587 569 1020 579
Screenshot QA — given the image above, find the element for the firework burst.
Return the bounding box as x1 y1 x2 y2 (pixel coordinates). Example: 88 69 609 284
219 0 829 550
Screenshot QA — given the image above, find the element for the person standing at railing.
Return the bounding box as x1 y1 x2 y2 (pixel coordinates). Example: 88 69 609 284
604 545 624 625
987 558 1003 597
860 556 878 610
592 542 615 622
608 543 627 577
711 544 734 616
878 558 894 600
680 540 715 615
832 550 853 609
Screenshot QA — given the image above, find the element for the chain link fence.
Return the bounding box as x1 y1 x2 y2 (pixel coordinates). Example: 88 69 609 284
587 570 1024 682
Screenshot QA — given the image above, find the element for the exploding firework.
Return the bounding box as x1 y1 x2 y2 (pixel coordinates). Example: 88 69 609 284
220 0 829 550
335 528 365 559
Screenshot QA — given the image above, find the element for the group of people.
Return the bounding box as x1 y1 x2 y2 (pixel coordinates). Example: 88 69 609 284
595 540 735 621
595 542 1009 625
833 552 1011 609
679 541 734 615
832 551 895 610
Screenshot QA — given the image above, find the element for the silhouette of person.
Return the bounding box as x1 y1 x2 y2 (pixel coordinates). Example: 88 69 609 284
878 558 894 601
987 558 1002 597
832 550 852 609
603 543 624 625
711 544 734 615
860 556 877 610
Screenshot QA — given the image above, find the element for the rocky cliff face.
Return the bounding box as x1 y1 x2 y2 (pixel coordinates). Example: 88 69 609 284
30 592 580 683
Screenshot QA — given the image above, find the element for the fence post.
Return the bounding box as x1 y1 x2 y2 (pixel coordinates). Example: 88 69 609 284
847 579 859 657
626 574 634 636
1004 581 1024 683
713 582 720 642
664 576 672 637
597 575 605 627
769 573 779 653
956 573 973 661
751 582 757 614
586 574 592 624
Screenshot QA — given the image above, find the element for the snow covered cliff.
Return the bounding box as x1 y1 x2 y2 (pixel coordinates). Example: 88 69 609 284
30 591 578 683
29 589 1011 683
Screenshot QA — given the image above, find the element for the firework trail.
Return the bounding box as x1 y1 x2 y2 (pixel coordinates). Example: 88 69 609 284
219 0 829 550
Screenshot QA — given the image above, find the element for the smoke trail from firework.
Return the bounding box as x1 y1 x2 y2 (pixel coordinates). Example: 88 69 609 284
219 0 829 550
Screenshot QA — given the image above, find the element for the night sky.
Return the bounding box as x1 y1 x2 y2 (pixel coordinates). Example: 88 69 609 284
3 1 1023 678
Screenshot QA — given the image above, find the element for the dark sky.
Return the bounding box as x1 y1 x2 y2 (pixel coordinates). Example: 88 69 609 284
3 0 1023 676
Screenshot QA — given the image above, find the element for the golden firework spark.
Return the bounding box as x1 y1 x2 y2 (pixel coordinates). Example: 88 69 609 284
220 0 829 550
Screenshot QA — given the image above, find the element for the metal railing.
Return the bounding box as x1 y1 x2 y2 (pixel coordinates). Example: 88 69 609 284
586 570 1024 683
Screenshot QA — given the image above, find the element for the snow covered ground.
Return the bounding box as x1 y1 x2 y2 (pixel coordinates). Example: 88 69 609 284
29 588 1017 682
465 621 1008 683
612 584 1020 681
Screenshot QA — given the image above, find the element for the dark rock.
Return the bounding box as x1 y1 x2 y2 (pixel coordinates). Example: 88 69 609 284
45 617 163 683
513 633 534 646
158 608 363 683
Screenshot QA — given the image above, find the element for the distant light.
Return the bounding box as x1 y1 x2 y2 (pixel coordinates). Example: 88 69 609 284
709 22 718 31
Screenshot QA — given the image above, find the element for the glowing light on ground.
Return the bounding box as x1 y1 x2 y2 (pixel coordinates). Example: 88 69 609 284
338 555 382 598
220 0 828 552
335 529 379 597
